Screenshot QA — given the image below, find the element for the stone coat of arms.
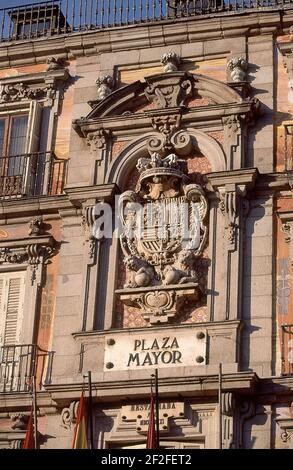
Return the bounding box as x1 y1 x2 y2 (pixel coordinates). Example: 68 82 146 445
116 151 208 324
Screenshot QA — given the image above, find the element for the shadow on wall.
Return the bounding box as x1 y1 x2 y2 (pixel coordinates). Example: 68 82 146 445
241 200 266 372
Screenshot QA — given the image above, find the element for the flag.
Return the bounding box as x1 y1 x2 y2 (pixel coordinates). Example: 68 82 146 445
146 393 156 449
72 391 88 449
22 409 34 449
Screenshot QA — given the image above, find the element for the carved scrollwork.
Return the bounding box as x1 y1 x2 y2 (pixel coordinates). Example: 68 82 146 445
218 185 248 249
0 247 27 264
0 83 45 103
86 128 110 165
144 73 193 108
147 132 165 155
222 392 236 417
11 440 23 449
170 130 193 156
147 124 193 157
61 401 79 430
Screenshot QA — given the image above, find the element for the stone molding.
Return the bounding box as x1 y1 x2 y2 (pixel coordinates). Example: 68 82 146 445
0 68 70 108
207 168 258 250
0 235 57 284
278 211 293 270
61 401 79 430
0 10 290 67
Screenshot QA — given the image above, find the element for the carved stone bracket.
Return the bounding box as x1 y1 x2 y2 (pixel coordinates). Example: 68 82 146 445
0 235 57 284
207 169 258 251
86 128 111 165
278 37 293 83
147 115 192 157
81 199 102 263
221 392 236 449
61 401 79 430
276 416 293 447
278 211 293 271
116 283 200 324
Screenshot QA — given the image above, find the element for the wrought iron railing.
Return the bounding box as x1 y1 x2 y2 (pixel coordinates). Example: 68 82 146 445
0 151 67 199
281 324 293 375
0 343 54 393
0 0 292 42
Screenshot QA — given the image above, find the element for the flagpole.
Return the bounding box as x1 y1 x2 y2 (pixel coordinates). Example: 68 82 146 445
154 369 160 449
218 362 222 450
32 372 38 449
87 371 94 450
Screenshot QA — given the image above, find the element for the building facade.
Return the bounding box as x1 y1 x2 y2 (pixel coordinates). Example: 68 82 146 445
0 0 293 449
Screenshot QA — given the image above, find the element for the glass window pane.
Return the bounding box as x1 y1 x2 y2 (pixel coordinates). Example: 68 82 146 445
0 119 5 156
8 115 28 177
9 115 28 157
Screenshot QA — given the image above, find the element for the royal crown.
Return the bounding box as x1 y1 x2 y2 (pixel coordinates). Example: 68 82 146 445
136 152 185 185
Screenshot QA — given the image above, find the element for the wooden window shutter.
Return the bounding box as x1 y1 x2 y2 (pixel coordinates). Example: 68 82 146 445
25 100 42 154
23 101 43 194
0 272 26 347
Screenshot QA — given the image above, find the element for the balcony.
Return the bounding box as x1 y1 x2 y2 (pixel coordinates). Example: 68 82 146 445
0 151 67 199
0 343 53 393
0 0 292 43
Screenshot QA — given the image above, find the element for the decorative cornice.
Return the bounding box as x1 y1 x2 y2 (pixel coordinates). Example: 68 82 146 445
0 10 289 67
0 68 70 106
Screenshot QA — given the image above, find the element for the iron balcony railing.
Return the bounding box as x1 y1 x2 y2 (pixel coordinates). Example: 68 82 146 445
0 151 67 199
0 343 53 393
0 0 292 42
281 324 293 375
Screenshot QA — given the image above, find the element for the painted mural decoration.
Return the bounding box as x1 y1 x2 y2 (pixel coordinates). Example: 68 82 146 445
117 150 208 325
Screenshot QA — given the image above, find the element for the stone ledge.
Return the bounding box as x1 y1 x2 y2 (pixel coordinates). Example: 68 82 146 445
45 371 259 406
0 9 292 66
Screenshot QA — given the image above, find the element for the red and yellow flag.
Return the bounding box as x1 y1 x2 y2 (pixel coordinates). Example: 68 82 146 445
22 409 35 449
146 393 156 449
72 391 88 449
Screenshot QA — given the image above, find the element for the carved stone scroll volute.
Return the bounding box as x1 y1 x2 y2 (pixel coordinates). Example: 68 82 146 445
116 151 208 324
86 128 111 184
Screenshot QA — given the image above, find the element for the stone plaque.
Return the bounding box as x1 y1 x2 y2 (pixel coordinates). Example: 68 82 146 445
104 330 206 371
121 401 185 434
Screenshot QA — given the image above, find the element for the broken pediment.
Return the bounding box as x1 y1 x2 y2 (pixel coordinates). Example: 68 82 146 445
73 71 244 136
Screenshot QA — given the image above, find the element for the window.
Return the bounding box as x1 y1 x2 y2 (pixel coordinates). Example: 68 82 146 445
0 114 29 177
0 271 26 348
0 101 42 196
